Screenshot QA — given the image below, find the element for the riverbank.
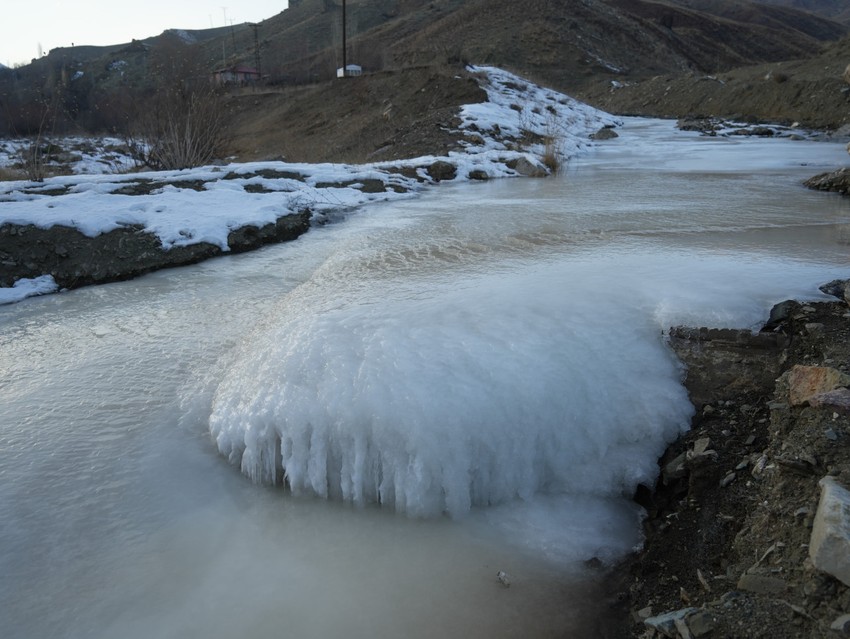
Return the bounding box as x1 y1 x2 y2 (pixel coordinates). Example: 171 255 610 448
0 66 615 303
615 286 850 638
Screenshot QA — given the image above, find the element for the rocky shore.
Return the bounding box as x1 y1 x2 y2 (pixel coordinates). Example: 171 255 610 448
615 282 850 638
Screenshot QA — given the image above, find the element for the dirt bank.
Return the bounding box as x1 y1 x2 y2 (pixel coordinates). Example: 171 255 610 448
615 288 850 638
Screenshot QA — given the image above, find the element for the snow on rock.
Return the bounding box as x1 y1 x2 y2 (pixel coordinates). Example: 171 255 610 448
460 65 619 161
0 275 58 305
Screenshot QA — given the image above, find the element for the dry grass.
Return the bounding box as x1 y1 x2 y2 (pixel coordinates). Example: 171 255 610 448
541 135 561 174
0 166 26 181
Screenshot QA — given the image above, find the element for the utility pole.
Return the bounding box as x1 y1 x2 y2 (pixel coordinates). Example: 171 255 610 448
341 0 347 77
252 23 261 77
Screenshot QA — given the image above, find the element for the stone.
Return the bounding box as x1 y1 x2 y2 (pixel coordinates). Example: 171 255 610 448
831 613 850 632
590 126 619 140
761 300 800 331
808 388 850 415
467 169 489 181
693 437 711 455
426 160 457 182
819 279 850 300
810 476 850 587
505 156 548 177
644 608 696 638
779 365 850 407
663 451 688 484
674 617 693 639
685 610 717 637
736 573 787 594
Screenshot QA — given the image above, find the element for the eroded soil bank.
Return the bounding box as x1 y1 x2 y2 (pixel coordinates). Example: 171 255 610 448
614 285 850 638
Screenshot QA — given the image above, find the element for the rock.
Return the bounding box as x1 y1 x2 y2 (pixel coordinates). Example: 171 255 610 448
677 118 718 133
779 365 850 406
467 169 489 181
762 299 799 331
831 613 850 632
590 126 619 140
819 279 850 300
496 570 510 587
685 610 717 637
426 160 457 182
808 388 850 415
505 156 548 178
644 607 696 638
805 168 850 195
674 617 693 639
736 573 788 595
693 437 711 455
810 476 850 587
844 63 850 86
662 451 688 484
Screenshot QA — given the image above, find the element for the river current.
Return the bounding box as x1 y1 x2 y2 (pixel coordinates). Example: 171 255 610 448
2 119 849 638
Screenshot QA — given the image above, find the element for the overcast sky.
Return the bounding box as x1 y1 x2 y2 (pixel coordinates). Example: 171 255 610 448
1 1 288 67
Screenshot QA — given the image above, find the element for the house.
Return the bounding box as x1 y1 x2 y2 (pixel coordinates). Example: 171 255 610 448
212 65 260 86
336 64 362 78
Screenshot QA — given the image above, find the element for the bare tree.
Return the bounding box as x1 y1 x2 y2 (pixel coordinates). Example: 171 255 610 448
130 35 228 170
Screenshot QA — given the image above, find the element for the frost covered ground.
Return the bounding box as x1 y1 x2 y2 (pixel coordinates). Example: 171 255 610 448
0 67 617 304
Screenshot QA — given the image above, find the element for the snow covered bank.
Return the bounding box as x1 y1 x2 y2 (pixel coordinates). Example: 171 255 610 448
0 67 615 302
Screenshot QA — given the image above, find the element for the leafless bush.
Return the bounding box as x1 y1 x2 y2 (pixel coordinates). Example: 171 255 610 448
133 86 226 171
18 99 60 182
128 34 228 171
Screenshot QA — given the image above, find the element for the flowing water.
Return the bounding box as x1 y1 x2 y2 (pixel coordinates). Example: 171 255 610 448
2 119 850 638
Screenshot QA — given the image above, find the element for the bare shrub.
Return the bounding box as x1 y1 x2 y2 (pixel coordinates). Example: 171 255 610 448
126 34 228 171
18 99 61 182
134 87 226 170
541 134 562 174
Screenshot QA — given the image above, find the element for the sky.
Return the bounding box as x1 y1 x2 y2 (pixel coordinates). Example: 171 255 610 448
1 1 288 67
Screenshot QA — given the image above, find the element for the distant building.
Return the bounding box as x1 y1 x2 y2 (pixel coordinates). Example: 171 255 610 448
212 64 260 86
336 64 362 78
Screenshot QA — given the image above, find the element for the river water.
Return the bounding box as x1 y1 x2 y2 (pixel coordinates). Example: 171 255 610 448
2 119 849 638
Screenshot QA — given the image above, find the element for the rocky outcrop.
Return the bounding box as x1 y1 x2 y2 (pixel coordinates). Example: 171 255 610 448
0 211 311 290
620 282 850 638
804 168 850 196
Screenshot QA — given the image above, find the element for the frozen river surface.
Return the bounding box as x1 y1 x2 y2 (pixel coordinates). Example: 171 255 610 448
2 119 849 638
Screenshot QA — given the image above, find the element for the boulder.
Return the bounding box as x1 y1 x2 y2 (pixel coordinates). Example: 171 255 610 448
819 278 850 304
804 168 850 195
810 477 850 587
426 160 457 182
590 126 619 140
505 156 548 178
777 365 850 406
808 388 850 415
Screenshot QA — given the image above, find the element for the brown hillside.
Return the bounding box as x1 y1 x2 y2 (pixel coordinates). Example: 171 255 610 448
197 0 847 91
219 65 485 163
576 34 850 130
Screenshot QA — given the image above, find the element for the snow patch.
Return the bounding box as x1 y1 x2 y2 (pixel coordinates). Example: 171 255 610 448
0 275 59 305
